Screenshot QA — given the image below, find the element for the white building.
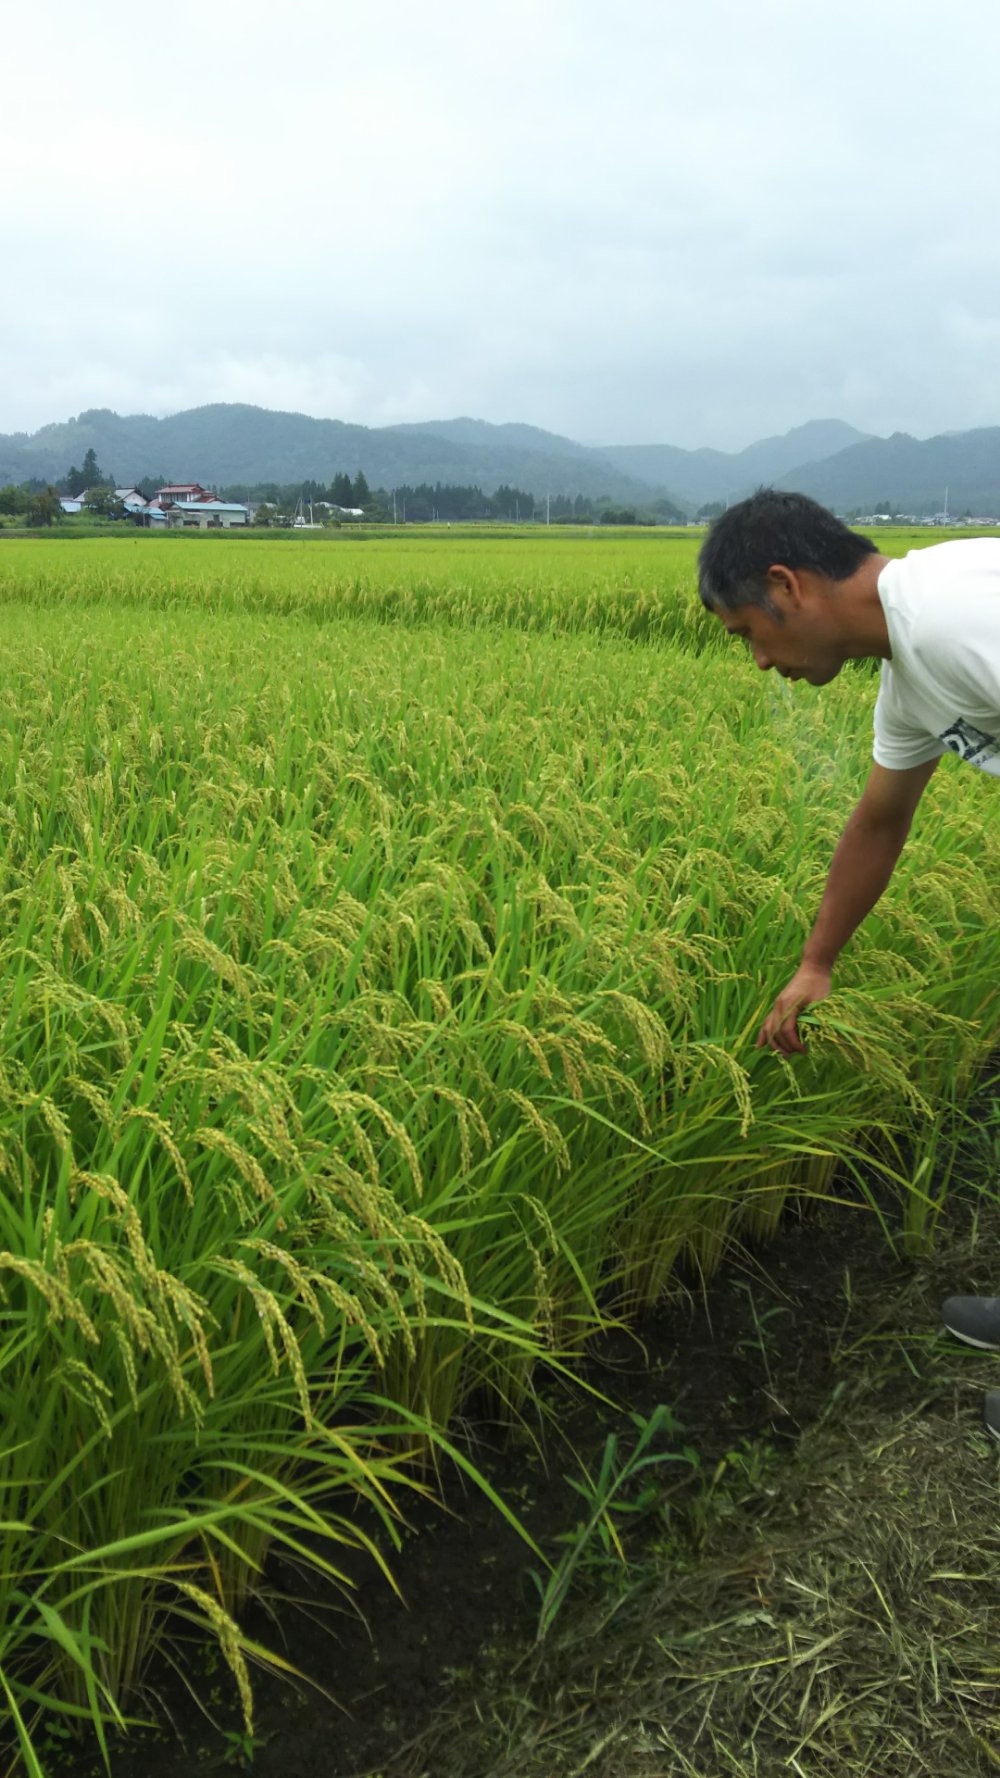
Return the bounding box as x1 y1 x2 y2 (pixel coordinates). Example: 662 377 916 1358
60 487 147 515
160 500 249 530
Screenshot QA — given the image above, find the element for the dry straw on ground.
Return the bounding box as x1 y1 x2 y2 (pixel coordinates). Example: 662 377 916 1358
396 1210 1000 1778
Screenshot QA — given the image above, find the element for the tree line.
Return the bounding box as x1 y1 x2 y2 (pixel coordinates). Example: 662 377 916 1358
0 455 686 528
220 472 374 518
215 478 555 524
226 480 649 524
0 448 126 525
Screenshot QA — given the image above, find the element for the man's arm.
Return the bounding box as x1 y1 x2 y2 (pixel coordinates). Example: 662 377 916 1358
758 757 940 1054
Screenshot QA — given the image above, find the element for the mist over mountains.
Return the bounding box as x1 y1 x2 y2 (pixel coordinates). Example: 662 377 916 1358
1 405 998 517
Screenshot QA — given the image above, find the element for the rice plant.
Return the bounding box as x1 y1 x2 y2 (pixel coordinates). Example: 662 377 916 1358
0 529 996 1767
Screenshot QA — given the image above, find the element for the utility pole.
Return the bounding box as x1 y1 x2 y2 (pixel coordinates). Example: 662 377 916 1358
546 493 550 525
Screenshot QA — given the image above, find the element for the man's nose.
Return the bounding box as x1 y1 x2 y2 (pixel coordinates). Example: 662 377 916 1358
753 648 772 671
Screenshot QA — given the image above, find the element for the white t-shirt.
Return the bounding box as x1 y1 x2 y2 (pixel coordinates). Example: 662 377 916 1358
874 539 1000 777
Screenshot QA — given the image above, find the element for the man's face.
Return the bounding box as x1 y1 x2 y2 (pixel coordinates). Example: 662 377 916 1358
714 575 843 686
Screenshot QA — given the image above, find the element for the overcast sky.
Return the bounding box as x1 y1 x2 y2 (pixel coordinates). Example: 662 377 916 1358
5 0 1000 451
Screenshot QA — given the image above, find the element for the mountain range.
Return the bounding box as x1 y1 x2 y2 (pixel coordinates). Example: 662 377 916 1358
0 405 997 516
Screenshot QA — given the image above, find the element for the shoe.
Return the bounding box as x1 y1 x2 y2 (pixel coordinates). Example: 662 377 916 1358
985 1392 1000 1441
941 1295 1000 1351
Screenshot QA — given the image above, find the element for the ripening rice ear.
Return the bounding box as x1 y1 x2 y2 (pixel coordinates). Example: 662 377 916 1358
0 531 995 1752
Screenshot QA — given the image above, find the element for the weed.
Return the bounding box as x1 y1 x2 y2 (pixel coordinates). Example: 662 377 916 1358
530 1405 698 1639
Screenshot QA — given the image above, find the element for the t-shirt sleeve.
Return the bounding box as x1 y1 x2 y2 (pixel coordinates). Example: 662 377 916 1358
872 670 947 770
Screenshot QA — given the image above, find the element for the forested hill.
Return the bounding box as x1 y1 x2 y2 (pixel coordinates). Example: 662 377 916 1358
774 427 1000 515
2 404 1000 515
0 406 655 505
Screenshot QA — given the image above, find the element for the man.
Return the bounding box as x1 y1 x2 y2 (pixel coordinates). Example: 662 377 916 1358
698 489 1000 1436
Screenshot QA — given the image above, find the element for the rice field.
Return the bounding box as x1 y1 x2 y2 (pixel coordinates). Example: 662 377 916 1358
0 527 998 1770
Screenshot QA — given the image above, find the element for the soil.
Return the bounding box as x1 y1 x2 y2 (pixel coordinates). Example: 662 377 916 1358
66 1179 953 1778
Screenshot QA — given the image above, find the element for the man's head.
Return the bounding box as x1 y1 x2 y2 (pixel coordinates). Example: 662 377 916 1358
698 489 881 685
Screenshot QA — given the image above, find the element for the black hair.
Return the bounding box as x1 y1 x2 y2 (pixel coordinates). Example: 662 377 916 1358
698 488 877 615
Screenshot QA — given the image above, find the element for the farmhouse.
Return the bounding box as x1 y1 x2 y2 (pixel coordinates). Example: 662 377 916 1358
154 484 212 503
137 484 249 529
59 486 150 516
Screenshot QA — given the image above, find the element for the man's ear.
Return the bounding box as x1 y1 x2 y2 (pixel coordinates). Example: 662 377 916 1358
766 564 805 609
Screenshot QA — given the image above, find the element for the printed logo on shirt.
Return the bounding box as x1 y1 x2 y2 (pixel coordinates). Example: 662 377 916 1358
939 716 1000 771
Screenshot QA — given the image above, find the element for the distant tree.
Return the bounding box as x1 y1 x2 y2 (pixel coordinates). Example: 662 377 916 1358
397 483 433 522
696 500 726 522
81 447 106 489
351 470 370 507
83 486 126 519
25 489 61 526
252 503 278 527
0 484 26 516
492 484 536 521
228 482 284 508
65 464 88 497
331 472 354 506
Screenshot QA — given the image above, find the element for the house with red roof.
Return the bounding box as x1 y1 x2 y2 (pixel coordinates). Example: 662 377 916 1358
134 484 249 528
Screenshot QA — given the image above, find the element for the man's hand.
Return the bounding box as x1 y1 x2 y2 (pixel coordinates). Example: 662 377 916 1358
757 961 832 1054
753 760 938 1057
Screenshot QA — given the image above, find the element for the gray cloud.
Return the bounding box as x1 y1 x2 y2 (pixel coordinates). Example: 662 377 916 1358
4 0 1000 450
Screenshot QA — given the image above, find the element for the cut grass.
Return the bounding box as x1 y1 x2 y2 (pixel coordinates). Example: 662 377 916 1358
395 1202 1000 1778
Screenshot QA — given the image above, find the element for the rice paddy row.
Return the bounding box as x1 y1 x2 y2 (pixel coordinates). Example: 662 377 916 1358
1 531 997 1769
